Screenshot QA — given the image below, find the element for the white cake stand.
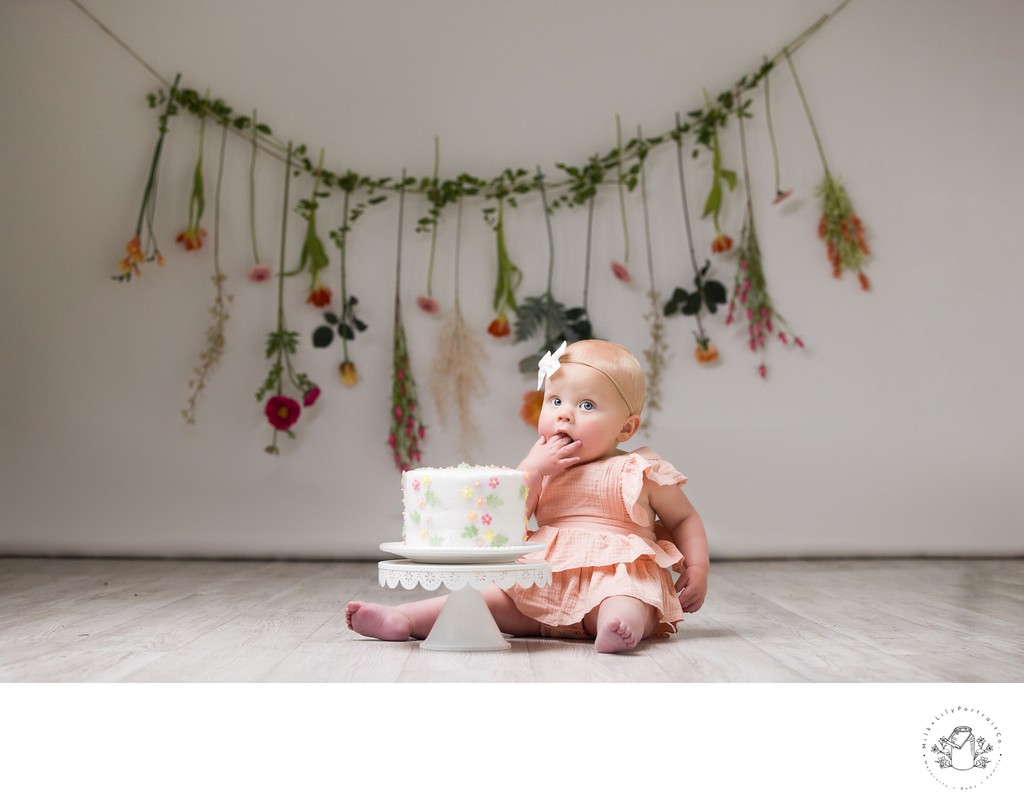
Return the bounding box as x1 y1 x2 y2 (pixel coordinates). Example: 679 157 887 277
378 559 551 651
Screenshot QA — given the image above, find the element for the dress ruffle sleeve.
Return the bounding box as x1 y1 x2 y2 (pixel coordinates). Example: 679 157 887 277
619 447 687 528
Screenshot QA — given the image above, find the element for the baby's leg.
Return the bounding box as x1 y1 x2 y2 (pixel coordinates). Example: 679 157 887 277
346 587 541 641
584 596 659 654
346 595 447 641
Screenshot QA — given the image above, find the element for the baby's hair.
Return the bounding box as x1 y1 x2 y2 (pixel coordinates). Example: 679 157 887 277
561 340 646 416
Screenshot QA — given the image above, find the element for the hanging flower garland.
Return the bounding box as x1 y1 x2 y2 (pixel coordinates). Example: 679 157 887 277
115 73 180 280
256 141 321 454
96 1 867 461
182 121 232 424
730 90 805 379
389 172 427 471
431 195 488 458
785 48 871 289
664 112 728 365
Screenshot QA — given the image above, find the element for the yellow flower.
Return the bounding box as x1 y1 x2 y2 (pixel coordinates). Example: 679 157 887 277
339 361 358 386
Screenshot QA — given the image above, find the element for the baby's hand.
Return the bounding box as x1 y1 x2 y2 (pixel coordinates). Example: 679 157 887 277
675 565 707 613
521 434 581 479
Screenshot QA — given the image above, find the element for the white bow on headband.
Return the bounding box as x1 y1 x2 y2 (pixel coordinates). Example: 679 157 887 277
537 341 568 390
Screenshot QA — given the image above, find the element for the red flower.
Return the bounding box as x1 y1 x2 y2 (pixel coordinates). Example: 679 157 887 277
265 396 300 430
176 227 207 251
711 233 733 254
303 387 321 407
610 260 633 282
487 314 511 338
307 285 332 307
772 189 794 205
416 295 441 314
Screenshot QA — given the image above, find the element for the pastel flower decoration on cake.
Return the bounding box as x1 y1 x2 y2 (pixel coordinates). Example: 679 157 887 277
536 340 568 390
489 477 500 489
462 486 474 499
481 514 493 526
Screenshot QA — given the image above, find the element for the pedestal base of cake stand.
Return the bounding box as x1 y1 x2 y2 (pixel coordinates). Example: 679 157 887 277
377 559 552 652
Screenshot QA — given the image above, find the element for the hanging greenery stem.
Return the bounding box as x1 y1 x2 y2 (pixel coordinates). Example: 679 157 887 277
730 90 803 379
389 171 427 472
183 122 232 424
291 147 331 306
431 195 487 458
664 113 727 365
611 113 632 281
785 48 871 288
116 72 180 281
177 90 209 251
637 125 668 416
418 136 442 314
764 67 793 204
257 141 320 454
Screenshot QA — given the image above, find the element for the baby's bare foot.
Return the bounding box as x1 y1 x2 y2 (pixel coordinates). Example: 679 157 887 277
345 601 413 641
594 618 639 654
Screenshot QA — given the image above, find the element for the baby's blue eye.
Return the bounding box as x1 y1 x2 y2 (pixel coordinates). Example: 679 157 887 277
551 396 562 407
580 401 595 411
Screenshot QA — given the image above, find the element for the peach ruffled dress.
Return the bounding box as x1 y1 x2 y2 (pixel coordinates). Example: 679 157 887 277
508 446 687 636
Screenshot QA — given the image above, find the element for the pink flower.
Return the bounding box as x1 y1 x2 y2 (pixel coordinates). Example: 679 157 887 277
265 396 301 430
416 295 441 314
772 189 794 205
610 260 633 282
248 263 272 282
488 477 499 489
481 514 493 526
303 387 320 407
758 364 767 379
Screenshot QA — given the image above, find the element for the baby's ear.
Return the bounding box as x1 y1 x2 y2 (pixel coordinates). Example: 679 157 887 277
617 414 641 442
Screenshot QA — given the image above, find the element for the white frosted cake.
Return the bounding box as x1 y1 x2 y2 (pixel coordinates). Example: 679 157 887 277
402 464 529 548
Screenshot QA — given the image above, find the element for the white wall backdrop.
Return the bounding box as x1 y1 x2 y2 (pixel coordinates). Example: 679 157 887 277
1 0 1022 559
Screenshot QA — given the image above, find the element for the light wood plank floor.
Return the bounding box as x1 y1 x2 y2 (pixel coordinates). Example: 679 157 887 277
1 557 1021 682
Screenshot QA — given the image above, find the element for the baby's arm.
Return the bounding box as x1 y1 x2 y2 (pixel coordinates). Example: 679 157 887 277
517 434 581 518
648 482 709 613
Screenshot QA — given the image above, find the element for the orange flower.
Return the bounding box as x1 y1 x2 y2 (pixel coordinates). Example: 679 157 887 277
176 227 207 251
520 389 544 427
307 284 332 307
487 314 511 338
694 341 720 365
710 233 733 254
340 361 358 386
116 235 143 277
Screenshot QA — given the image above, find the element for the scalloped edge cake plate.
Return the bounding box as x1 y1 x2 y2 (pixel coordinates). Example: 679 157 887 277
379 541 545 565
